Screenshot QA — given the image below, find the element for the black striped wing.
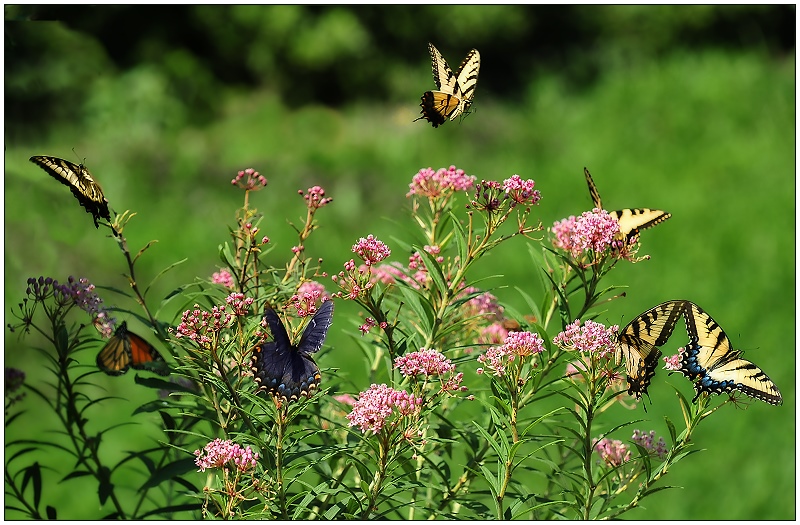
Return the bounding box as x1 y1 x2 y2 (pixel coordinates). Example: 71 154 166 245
617 300 686 399
30 155 111 228
417 43 480 127
251 301 334 402
680 302 782 405
583 167 671 243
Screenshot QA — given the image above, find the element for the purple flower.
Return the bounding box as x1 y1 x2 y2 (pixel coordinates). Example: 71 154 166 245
502 174 541 206
552 209 621 259
346 384 422 434
631 429 668 459
194 438 259 472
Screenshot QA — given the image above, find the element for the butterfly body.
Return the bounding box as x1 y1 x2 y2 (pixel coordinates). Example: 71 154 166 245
29 155 111 228
584 167 671 243
416 43 481 127
617 300 686 399
251 300 334 402
97 321 168 376
679 301 782 405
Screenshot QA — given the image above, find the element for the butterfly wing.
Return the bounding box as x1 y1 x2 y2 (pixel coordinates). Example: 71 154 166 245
29 155 111 228
617 300 686 399
611 208 672 243
418 91 462 128
453 48 480 114
96 321 168 376
680 302 782 405
297 300 334 355
582 167 671 243
428 42 458 93
252 303 334 402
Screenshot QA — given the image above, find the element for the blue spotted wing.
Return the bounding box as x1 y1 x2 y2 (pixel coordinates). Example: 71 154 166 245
251 300 334 402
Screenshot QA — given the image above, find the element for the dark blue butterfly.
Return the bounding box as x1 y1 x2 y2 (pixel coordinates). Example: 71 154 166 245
251 300 334 402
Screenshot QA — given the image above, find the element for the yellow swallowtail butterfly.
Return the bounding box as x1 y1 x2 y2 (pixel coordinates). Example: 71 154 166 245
415 43 481 128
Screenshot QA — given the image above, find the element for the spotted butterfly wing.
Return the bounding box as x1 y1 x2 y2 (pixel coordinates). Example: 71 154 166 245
96 321 169 376
679 301 782 405
29 156 111 228
616 300 686 400
583 167 671 244
416 43 481 127
251 300 334 402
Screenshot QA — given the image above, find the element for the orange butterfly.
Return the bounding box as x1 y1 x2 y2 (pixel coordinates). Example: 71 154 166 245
96 321 169 376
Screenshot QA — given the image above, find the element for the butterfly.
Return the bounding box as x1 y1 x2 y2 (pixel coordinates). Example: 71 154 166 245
679 301 782 405
251 300 334 402
584 167 671 244
96 321 169 376
415 43 481 128
29 155 111 228
616 300 687 400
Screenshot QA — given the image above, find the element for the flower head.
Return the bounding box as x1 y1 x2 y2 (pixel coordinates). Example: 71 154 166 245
346 384 422 434
477 331 544 377
231 168 268 190
663 347 684 371
174 304 233 349
594 437 631 467
212 268 235 288
194 438 259 472
631 429 668 459
554 319 618 360
552 209 621 260
226 293 254 316
394 348 456 377
352 235 391 266
301 185 333 209
407 165 476 198
502 174 541 207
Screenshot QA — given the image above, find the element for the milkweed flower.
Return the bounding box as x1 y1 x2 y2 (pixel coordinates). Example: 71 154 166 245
554 319 618 360
300 185 333 209
226 293 254 316
352 235 391 266
594 437 631 467
211 268 235 288
407 165 476 198
194 438 259 472
663 347 684 371
552 209 621 260
231 168 267 190
174 304 233 348
395 348 455 377
477 331 545 377
346 384 422 434
631 429 668 459
503 174 541 207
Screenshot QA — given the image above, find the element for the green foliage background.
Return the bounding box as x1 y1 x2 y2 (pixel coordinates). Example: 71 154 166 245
4 5 795 520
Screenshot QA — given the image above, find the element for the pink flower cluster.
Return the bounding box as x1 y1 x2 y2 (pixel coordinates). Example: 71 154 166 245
226 293 254 316
594 437 631 467
631 429 668 459
462 288 505 322
290 289 324 318
554 319 618 359
352 235 391 266
194 438 259 472
211 268 235 288
407 165 476 198
663 347 684 371
477 322 510 346
231 168 268 190
301 185 333 209
477 331 545 377
346 384 422 434
175 304 233 348
359 317 377 334
298 281 329 302
394 348 455 377
469 180 505 214
503 174 541 207
551 209 621 259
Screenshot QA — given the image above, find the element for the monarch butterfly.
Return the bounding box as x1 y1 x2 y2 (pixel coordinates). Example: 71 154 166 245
96 321 169 376
251 300 334 403
415 43 481 127
584 167 671 244
29 155 111 228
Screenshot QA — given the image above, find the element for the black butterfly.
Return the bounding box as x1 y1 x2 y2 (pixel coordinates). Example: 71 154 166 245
29 155 111 228
251 300 334 402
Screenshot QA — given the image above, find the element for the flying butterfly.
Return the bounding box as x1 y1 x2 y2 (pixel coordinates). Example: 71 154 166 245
415 42 481 128
96 321 169 376
29 155 111 228
251 300 334 403
616 300 687 400
584 167 671 244
678 301 782 405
